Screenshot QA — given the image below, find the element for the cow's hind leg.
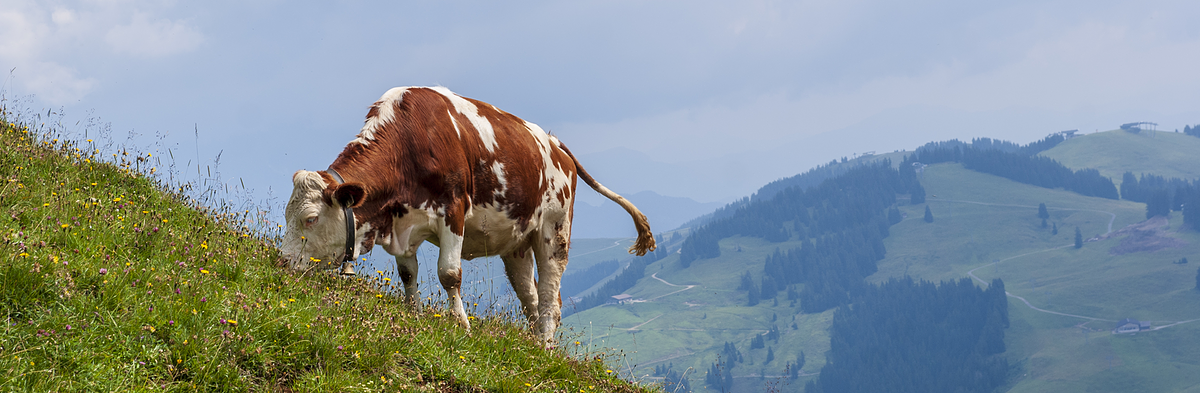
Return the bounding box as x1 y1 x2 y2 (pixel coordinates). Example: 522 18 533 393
501 248 538 326
395 254 421 310
532 224 571 345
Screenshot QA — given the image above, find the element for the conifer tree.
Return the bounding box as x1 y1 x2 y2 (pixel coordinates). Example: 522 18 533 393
1052 222 1058 235
1038 203 1049 219
1074 227 1083 249
924 206 934 223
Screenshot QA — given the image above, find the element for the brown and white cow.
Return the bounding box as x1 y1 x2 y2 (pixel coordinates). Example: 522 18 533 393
280 86 655 343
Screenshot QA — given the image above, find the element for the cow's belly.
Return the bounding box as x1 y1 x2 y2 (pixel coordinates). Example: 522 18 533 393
459 203 540 260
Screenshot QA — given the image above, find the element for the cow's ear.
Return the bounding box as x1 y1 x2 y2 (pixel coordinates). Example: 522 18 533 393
333 182 367 208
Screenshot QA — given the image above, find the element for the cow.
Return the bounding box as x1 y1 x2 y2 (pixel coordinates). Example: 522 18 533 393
279 86 655 344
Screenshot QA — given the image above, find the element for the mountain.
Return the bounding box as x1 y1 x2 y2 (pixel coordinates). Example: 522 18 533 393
572 190 725 238
563 132 1200 393
1040 129 1200 186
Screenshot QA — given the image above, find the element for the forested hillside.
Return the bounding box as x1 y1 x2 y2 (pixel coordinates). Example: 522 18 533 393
806 278 1010 393
563 130 1200 393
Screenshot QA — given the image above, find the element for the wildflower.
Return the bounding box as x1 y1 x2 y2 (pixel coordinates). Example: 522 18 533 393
433 314 442 318
98 268 107 275
228 320 237 326
288 298 295 302
200 269 209 274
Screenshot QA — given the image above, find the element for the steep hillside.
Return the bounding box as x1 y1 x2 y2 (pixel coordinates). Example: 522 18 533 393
0 117 652 391
1040 130 1200 186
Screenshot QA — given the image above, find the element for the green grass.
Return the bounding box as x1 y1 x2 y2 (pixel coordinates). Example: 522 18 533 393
565 236 826 393
1040 129 1200 187
570 157 1200 392
0 116 655 391
878 163 1200 393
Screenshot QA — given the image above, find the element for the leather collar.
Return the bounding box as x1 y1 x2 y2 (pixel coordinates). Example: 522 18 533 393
326 168 356 266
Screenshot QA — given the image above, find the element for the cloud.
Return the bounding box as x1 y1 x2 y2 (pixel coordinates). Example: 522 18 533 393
105 12 203 57
21 61 97 104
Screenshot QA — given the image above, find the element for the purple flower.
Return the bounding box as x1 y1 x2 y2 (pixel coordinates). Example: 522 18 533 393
220 319 227 324
98 268 107 275
168 320 174 326
337 345 344 350
201 297 207 302
66 325 71 330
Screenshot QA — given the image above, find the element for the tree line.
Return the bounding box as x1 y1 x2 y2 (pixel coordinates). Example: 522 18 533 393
805 277 1010 393
1118 172 1200 228
901 143 1118 199
558 259 619 298
680 161 913 267
1182 124 1200 138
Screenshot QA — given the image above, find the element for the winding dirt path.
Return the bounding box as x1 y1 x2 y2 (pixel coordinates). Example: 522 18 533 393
648 272 697 301
942 199 1199 331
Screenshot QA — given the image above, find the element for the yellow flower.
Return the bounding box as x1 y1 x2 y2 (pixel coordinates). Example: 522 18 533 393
228 320 237 325
200 270 209 274
433 314 442 318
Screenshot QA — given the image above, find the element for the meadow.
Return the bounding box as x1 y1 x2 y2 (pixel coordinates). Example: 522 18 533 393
0 112 653 391
565 138 1200 392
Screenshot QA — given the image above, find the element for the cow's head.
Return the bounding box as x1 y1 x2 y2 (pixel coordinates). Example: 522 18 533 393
280 170 366 271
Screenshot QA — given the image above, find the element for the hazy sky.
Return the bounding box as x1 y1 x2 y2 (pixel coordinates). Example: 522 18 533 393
4 0 1199 207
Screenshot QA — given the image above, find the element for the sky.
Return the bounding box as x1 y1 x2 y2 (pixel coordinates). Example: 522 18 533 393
3 0 1200 211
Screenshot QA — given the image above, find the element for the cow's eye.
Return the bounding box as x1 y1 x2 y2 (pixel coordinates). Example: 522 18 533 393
305 217 318 226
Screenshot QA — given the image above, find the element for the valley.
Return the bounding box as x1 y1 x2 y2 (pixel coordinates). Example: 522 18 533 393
562 129 1200 392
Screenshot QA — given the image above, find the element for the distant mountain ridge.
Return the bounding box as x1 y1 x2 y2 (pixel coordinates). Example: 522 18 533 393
571 190 724 238
563 128 1200 393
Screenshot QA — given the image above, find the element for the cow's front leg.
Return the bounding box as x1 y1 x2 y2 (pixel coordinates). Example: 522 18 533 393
435 224 470 329
395 254 421 310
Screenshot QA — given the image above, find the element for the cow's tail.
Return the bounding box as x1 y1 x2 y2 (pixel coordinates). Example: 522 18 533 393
560 142 656 256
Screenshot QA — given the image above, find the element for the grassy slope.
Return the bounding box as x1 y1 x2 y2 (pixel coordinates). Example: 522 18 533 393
883 163 1200 392
1040 129 1200 186
0 119 653 392
568 158 1200 392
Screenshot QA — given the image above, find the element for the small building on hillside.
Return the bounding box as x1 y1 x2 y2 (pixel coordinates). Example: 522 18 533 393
611 294 634 305
1112 318 1151 334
